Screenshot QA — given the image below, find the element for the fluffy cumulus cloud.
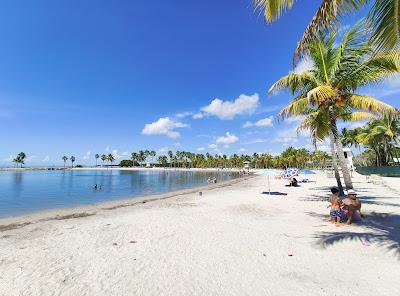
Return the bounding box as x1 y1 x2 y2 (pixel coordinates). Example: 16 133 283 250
293 55 314 74
199 93 259 120
142 117 189 138
243 116 274 128
216 132 239 145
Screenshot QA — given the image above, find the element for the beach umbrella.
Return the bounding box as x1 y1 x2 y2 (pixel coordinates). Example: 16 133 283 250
282 168 299 179
255 169 282 194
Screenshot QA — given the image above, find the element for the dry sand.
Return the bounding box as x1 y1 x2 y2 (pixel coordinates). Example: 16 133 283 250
0 172 399 296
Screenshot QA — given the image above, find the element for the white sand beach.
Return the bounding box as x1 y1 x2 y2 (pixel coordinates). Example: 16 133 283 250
1 172 399 296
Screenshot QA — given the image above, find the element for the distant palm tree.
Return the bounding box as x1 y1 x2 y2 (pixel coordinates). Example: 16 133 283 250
62 156 68 168
107 153 115 166
101 154 107 166
95 154 100 167
168 150 173 168
138 150 146 166
150 150 156 165
13 152 26 168
131 152 138 166
70 156 76 168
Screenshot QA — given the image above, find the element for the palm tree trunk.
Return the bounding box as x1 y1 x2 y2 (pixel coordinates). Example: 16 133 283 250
328 106 353 189
329 131 343 194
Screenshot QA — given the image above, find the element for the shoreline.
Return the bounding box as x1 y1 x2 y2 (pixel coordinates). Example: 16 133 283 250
0 166 245 172
0 175 254 227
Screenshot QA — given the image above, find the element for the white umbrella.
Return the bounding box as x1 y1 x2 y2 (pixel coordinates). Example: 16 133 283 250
255 169 282 194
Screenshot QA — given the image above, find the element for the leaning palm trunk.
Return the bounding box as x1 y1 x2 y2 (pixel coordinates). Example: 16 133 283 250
329 130 344 194
329 106 353 189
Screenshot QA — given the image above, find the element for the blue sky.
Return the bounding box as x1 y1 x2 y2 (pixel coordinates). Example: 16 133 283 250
0 0 399 166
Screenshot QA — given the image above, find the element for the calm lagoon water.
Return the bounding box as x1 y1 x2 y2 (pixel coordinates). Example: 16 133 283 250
0 169 238 218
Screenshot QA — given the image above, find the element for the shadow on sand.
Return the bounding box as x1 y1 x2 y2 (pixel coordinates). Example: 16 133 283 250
261 191 288 196
308 211 400 259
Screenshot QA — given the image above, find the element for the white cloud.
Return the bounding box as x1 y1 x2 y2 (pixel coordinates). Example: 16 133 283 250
285 115 306 124
175 112 193 118
243 116 274 128
112 149 121 160
197 147 205 151
243 138 267 145
42 156 50 162
238 148 247 152
216 132 239 145
293 56 314 74
200 93 259 120
122 151 129 156
208 144 218 149
364 73 400 98
272 127 309 146
83 151 91 160
158 147 169 154
142 117 189 138
192 113 204 119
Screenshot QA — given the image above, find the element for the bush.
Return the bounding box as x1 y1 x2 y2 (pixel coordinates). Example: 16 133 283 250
120 159 133 167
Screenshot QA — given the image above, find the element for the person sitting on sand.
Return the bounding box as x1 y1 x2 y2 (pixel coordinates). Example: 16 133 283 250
328 188 342 224
289 177 298 187
341 189 362 224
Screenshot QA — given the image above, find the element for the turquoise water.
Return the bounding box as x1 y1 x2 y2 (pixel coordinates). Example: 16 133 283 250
0 169 238 218
356 166 400 177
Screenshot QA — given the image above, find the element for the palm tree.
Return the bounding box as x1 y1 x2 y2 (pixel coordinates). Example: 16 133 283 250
107 154 115 166
167 150 173 168
95 154 100 167
158 155 168 167
62 156 68 168
150 150 156 165
269 25 399 189
13 152 26 168
138 150 146 166
70 156 76 168
253 0 400 58
131 152 138 166
101 154 107 166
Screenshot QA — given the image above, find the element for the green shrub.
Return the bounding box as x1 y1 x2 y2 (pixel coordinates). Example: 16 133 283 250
120 159 133 167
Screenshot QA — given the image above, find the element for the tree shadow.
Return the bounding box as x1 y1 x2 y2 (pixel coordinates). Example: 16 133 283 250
310 211 400 259
261 191 288 196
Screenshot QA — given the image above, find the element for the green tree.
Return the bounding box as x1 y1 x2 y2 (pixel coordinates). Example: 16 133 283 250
269 25 399 189
95 154 100 167
70 156 76 168
101 154 107 166
253 0 400 57
62 156 68 168
107 153 115 166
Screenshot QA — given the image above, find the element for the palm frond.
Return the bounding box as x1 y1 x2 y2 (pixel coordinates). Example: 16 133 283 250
369 0 400 53
268 72 319 94
346 111 377 121
349 94 397 114
253 0 295 22
294 0 369 61
278 97 309 118
307 85 337 104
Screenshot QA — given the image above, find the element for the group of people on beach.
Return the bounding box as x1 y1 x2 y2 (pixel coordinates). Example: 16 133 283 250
328 187 362 225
